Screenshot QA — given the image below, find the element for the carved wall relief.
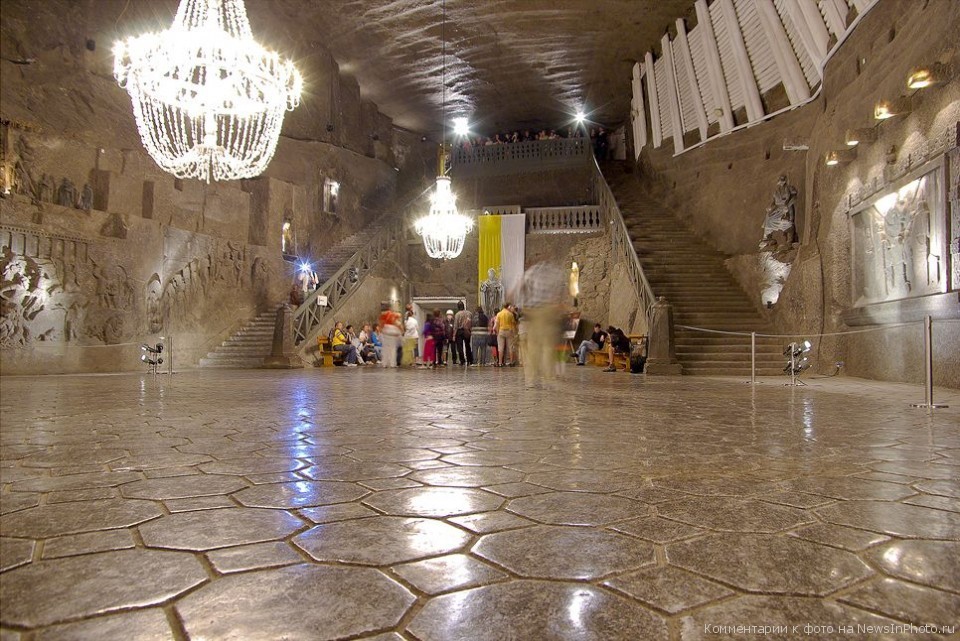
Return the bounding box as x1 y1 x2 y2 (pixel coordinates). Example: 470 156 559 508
849 158 949 307
160 238 250 330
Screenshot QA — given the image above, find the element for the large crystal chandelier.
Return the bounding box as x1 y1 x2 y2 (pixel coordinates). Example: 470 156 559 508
413 0 472 260
415 175 473 259
113 0 302 182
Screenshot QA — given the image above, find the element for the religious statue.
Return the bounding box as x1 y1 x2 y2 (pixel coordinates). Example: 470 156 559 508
13 160 33 197
760 175 798 250
79 183 93 212
569 261 580 300
480 266 503 315
38 174 54 203
56 177 77 208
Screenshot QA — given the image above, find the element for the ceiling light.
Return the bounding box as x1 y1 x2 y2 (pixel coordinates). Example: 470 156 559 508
414 0 472 260
453 117 469 136
575 110 586 124
907 68 934 89
844 128 877 147
114 0 302 183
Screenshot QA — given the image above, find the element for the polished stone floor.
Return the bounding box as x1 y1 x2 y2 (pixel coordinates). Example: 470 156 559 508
1 368 958 641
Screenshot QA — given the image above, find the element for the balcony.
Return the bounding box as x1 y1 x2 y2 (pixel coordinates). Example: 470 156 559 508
450 138 593 177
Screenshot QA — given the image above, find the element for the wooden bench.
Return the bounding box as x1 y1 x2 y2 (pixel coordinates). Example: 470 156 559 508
586 334 647 371
316 337 345 367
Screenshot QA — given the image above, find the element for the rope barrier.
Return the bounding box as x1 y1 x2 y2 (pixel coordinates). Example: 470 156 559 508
676 322 922 339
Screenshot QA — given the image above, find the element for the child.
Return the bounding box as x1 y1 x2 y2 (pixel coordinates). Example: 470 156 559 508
421 313 436 368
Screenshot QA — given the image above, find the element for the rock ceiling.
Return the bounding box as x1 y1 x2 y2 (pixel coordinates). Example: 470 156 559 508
1 0 696 137
260 0 698 134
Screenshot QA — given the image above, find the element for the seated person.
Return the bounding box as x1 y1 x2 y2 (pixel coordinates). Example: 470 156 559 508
370 323 383 362
603 326 632 372
330 321 359 366
345 324 365 364
576 323 607 366
358 323 379 364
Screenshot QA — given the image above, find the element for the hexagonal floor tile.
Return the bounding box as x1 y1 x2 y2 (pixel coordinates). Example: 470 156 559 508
30 608 173 641
409 466 524 487
293 516 470 566
816 501 960 539
139 508 304 551
120 474 248 500
0 537 34 572
363 487 503 518
0 499 162 539
391 554 509 595
0 549 206 628
408 580 667 640
473 525 655 580
668 533 871 596
657 496 813 533
866 540 960 592
299 458 411 482
507 492 649 526
525 469 645 493
177 564 414 641
232 480 368 508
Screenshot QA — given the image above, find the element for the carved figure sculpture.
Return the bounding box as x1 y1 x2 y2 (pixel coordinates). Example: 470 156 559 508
13 160 33 197
79 183 93 212
38 173 54 203
761 175 798 250
56 178 77 208
480 267 503 315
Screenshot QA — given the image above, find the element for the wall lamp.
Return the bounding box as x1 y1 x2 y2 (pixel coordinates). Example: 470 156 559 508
907 63 950 89
825 148 856 166
874 97 911 121
844 128 877 147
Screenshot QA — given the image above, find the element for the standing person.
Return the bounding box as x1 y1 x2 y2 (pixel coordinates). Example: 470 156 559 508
494 303 518 366
443 310 457 365
422 313 436 368
519 262 567 386
453 301 473 366
403 310 420 366
470 306 489 366
430 308 447 366
330 321 359 366
378 302 403 368
576 324 608 366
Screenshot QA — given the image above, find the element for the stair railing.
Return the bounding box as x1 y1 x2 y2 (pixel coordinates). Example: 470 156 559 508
292 211 406 349
591 159 656 323
525 205 603 234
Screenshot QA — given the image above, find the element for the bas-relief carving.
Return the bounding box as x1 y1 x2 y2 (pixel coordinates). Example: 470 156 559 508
850 161 947 307
757 175 799 307
159 238 251 330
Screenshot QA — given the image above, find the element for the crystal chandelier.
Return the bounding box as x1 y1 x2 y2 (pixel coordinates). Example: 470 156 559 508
415 176 473 259
413 0 472 260
113 0 302 182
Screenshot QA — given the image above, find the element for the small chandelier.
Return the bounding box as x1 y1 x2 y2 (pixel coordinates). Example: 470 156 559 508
413 0 472 260
415 176 473 259
113 0 302 182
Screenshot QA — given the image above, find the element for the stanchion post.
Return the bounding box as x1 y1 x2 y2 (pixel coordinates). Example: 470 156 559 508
911 315 948 409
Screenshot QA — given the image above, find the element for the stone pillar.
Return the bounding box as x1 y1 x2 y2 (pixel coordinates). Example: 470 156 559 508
645 296 682 375
262 304 303 368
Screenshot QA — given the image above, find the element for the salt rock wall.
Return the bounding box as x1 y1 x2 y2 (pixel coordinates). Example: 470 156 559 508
0 0 412 373
635 0 959 387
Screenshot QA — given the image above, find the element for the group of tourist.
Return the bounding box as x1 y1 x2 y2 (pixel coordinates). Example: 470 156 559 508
457 126 611 159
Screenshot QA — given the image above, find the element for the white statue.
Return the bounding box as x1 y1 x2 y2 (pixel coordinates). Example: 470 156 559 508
480 267 503 315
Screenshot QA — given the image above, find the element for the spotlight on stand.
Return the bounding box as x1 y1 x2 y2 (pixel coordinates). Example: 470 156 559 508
783 340 811 386
140 342 164 374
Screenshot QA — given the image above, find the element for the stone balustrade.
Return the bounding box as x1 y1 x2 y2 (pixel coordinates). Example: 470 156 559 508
525 206 603 234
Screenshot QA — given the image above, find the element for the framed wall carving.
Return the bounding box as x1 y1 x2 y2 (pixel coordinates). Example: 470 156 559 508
848 157 948 308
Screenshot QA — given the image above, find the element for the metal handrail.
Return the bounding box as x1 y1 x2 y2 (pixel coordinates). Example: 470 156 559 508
292 211 405 349
590 159 656 322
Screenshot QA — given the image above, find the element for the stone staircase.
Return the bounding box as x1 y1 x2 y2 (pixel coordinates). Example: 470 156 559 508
198 229 379 369
603 164 786 376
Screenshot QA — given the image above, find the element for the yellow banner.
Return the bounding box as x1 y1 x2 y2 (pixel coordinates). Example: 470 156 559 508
478 214 502 297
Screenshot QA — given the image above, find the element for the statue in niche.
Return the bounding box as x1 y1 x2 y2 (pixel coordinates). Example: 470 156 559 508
760 175 798 251
78 183 93 212
480 267 503 315
56 177 77 208
38 173 54 203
